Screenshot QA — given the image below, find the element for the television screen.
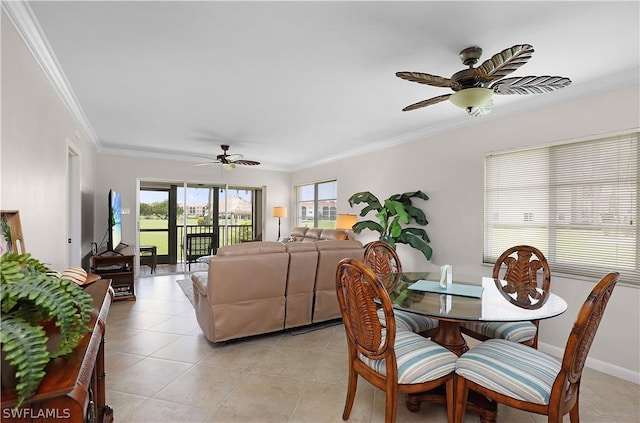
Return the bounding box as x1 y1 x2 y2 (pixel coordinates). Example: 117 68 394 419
108 190 122 252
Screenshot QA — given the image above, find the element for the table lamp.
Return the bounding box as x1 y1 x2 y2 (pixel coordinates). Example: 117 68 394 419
272 206 287 240
336 213 358 239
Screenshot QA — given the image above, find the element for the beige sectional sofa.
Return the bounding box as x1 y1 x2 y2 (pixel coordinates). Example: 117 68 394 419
191 239 364 343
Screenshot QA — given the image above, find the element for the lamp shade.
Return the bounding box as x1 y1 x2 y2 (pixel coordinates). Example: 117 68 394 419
272 206 287 218
336 214 357 230
449 87 493 110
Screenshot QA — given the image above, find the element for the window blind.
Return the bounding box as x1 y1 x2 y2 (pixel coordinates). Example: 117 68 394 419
484 132 638 285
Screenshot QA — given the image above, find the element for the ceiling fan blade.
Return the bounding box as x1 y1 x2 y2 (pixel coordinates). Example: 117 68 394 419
226 153 243 162
491 75 572 95
468 98 493 117
475 44 534 82
396 71 459 89
402 94 451 112
194 156 221 167
234 159 261 166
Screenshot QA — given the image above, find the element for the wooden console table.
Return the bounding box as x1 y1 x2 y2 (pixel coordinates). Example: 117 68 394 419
1 279 114 423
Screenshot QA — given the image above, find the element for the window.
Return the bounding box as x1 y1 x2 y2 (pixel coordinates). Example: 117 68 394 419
484 132 638 284
295 180 337 228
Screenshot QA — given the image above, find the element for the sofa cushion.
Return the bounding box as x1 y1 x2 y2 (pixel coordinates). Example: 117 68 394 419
290 227 309 241
285 242 317 253
313 240 365 322
216 241 286 256
304 228 324 241
284 242 319 329
319 229 348 240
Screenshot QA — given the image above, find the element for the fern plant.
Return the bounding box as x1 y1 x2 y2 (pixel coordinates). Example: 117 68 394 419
1 253 94 407
348 190 433 260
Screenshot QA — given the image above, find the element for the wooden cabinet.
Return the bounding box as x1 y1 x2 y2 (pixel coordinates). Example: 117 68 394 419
92 245 135 301
1 279 114 423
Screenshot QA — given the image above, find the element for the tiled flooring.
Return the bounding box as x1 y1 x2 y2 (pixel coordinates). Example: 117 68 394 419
105 274 639 422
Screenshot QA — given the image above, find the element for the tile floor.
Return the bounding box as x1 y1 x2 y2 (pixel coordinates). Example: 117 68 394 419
105 274 639 422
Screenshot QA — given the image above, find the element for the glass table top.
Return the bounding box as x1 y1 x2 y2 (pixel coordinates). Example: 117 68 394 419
385 272 568 322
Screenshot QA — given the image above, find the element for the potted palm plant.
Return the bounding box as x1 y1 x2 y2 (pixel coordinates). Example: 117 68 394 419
348 190 433 260
0 252 94 407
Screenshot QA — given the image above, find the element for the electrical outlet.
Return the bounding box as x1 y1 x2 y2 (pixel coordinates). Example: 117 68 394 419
121 208 131 215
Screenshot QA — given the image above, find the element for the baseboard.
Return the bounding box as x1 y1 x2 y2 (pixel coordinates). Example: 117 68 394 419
539 342 639 385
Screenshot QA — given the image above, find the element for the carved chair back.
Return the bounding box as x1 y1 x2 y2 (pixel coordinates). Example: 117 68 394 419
363 241 402 290
336 258 397 363
492 245 551 307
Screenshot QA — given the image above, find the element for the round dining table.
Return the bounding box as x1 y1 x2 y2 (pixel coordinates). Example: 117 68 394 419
383 271 568 423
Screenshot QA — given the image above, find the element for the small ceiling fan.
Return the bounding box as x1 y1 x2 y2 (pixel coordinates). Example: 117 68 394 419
396 44 571 117
195 144 260 170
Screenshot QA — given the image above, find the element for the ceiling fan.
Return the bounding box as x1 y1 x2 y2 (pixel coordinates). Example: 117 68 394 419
195 144 260 170
396 44 571 117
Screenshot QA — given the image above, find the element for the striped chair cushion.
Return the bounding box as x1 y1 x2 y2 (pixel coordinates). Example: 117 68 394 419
455 338 561 405
377 309 439 333
461 321 537 343
359 330 457 384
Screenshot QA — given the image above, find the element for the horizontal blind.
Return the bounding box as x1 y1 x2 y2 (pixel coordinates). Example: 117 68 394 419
484 132 638 285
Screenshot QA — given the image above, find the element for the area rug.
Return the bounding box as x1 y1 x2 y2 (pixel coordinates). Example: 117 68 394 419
176 278 194 306
286 319 342 336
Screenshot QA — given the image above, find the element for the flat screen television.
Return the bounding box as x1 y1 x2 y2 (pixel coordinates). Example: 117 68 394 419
108 189 122 252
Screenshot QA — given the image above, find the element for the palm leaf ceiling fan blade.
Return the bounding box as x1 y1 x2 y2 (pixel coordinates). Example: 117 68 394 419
402 94 451 111
233 159 261 166
475 44 534 82
491 75 572 95
396 43 571 114
395 71 459 89
224 153 243 162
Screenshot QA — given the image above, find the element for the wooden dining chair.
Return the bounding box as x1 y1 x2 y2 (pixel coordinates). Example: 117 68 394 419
363 241 439 337
335 258 457 423
454 272 619 423
460 245 551 348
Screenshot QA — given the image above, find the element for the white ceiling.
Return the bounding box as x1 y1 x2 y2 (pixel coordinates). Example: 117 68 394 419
15 1 640 171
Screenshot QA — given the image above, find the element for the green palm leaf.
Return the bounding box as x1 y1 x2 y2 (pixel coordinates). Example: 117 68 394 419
348 190 433 261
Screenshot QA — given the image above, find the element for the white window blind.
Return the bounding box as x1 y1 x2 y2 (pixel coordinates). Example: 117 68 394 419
484 132 638 285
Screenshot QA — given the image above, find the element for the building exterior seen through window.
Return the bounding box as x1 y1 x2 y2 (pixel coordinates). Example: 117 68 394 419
295 180 337 228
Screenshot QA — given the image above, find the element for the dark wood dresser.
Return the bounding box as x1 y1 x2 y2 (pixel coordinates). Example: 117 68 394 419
1 279 114 422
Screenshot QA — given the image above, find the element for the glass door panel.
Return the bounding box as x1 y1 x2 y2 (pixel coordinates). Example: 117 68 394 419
139 188 170 264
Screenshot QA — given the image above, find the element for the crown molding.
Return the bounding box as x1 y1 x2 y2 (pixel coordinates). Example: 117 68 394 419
2 1 100 149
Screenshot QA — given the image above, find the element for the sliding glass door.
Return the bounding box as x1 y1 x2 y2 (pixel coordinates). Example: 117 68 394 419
139 181 263 275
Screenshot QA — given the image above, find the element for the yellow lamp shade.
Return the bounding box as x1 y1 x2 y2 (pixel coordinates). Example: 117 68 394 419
336 214 357 230
272 206 287 218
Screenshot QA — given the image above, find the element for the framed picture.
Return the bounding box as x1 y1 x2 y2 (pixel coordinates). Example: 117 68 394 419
1 210 25 254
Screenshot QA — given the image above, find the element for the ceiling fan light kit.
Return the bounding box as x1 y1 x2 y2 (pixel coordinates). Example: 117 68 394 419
449 87 493 112
396 43 571 116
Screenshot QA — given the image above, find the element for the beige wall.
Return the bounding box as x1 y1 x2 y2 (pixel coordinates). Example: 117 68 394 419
3 6 638 383
292 84 640 381
1 11 97 271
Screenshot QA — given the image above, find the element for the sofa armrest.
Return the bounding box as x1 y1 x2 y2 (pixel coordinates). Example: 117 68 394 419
191 271 208 297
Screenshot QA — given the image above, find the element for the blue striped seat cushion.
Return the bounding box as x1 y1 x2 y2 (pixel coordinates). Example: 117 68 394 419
377 309 439 333
455 338 561 405
359 330 457 384
461 321 537 343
